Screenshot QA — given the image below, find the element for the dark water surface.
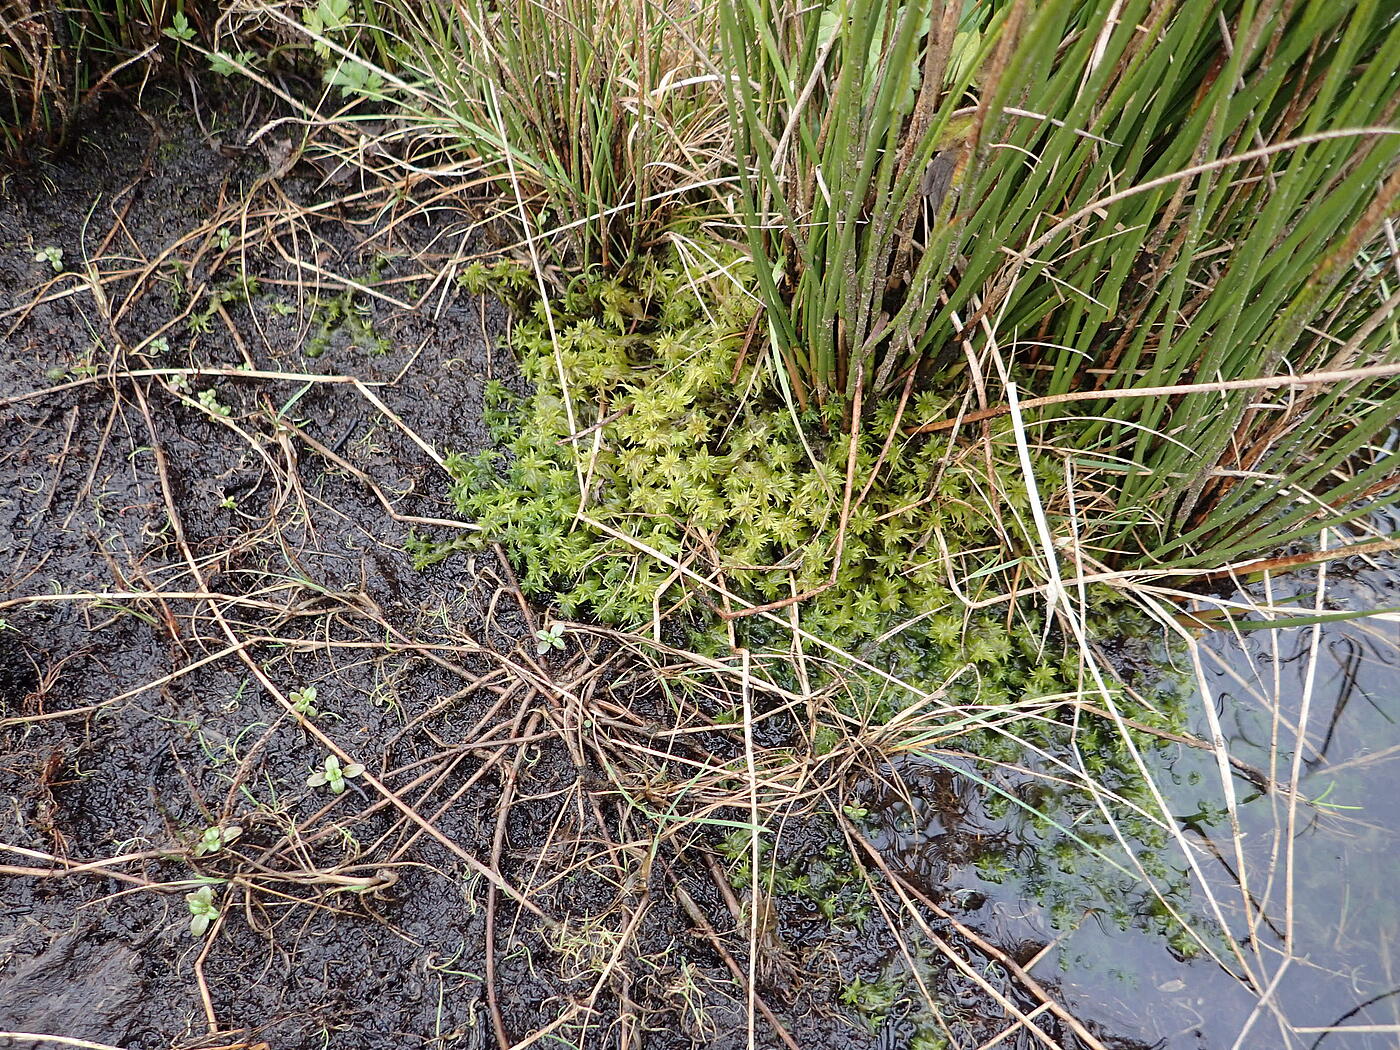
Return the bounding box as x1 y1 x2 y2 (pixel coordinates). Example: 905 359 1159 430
872 549 1400 1049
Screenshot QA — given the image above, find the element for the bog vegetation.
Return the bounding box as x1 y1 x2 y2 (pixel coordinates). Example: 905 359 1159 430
9 2 1397 593
360 0 1400 710
5 0 1399 1041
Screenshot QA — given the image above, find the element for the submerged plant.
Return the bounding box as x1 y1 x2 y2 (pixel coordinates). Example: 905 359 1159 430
840 974 901 1024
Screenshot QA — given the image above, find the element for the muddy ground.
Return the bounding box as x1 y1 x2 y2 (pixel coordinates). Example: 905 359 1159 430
0 81 1129 1050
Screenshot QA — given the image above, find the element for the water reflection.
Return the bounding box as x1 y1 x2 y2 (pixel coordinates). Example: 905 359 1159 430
871 556 1400 1049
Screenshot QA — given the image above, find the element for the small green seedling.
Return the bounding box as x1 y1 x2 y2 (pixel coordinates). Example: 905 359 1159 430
307 754 363 794
163 11 196 42
216 227 233 251
207 50 249 77
186 885 219 936
34 246 63 271
197 388 232 417
193 824 242 858
290 686 319 716
535 622 566 655
303 0 351 57
303 0 351 34
168 374 190 393
147 336 170 354
326 59 386 99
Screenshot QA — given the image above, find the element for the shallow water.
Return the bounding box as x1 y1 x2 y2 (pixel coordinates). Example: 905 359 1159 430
871 549 1400 1049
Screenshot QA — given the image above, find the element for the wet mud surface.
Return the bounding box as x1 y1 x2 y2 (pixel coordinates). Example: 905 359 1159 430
0 82 533 1050
865 550 1400 1050
0 83 1150 1050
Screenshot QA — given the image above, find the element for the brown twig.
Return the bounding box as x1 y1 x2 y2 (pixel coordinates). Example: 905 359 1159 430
844 822 1111 1050
486 709 542 1050
662 865 802 1050
1195 534 1400 583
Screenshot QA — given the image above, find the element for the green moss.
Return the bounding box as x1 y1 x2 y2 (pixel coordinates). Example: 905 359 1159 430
436 246 1223 965
447 246 1140 712
303 285 390 358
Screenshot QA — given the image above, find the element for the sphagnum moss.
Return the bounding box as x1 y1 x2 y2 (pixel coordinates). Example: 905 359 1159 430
435 245 1220 969
439 247 1187 734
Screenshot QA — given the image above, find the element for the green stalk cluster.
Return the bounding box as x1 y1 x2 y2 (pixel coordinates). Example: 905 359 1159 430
717 0 1400 565
323 0 1399 573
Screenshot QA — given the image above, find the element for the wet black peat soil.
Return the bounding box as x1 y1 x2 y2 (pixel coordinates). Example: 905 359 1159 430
0 82 1129 1050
